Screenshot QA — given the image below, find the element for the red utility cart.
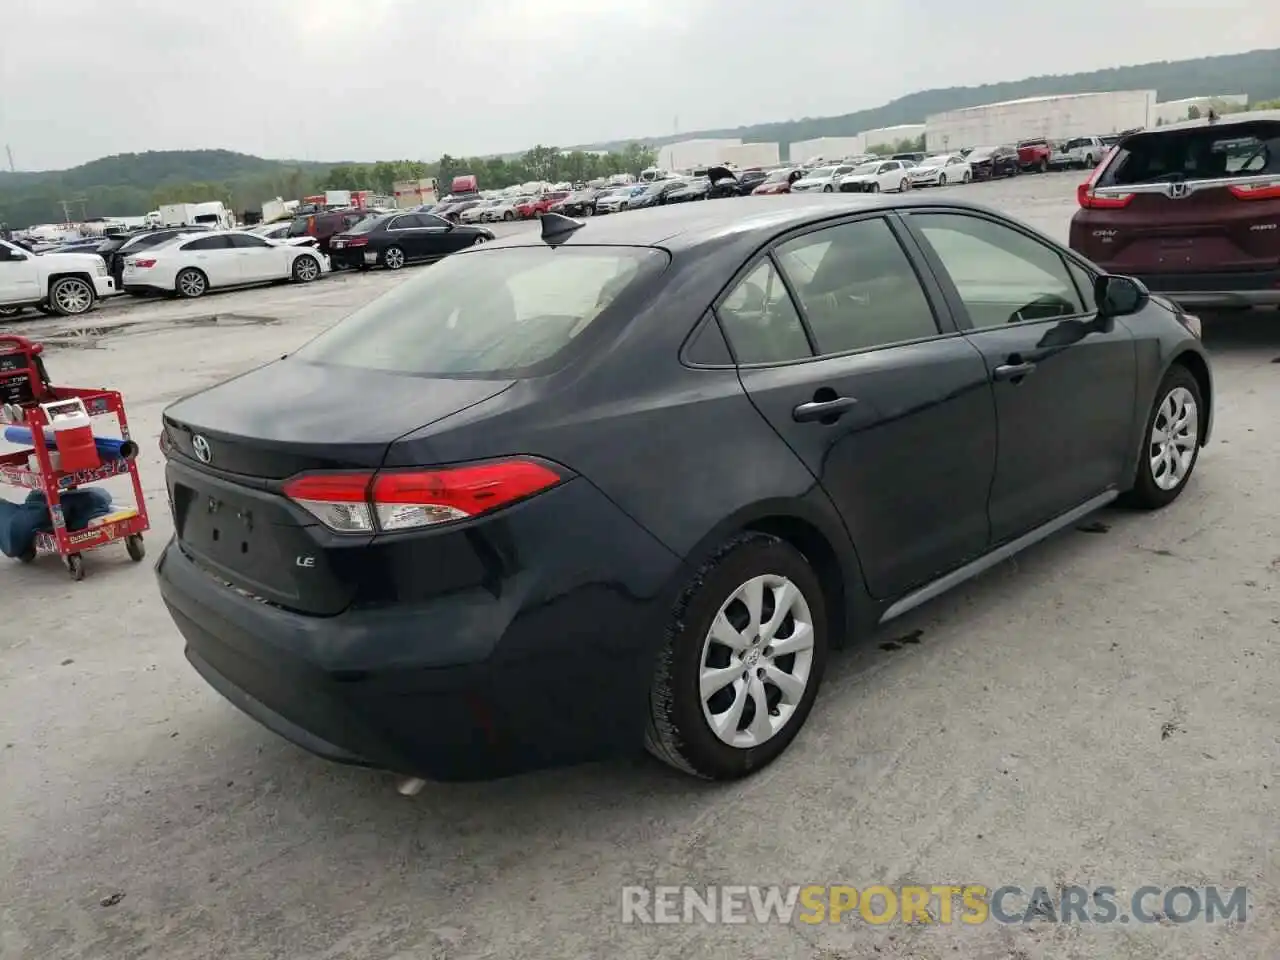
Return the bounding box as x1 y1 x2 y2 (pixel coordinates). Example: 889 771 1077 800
0 334 149 580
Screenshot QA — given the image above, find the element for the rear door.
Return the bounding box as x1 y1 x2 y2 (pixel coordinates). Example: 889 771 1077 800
722 214 997 600
902 208 1136 544
1072 119 1280 277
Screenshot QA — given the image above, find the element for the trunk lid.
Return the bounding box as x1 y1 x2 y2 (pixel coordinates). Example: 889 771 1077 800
162 359 514 615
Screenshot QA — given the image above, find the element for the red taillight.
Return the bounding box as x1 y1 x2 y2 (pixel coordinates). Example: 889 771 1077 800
1077 182 1133 209
281 459 564 533
133 258 157 268
1227 181 1280 200
345 236 369 247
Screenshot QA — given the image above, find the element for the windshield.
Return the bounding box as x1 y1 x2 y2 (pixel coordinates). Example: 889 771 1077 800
293 246 669 377
286 216 312 237
851 162 880 174
346 215 390 235
1063 138 1091 150
921 155 949 166
806 166 836 179
968 148 995 159
1099 121 1280 186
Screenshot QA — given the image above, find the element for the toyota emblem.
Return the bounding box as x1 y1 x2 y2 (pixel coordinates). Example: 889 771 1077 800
191 435 212 464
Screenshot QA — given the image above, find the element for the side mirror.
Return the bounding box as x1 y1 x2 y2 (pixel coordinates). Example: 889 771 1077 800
1095 274 1148 318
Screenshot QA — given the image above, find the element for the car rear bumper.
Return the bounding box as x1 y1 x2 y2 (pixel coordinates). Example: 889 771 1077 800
154 478 682 781
329 247 378 269
1126 270 1280 309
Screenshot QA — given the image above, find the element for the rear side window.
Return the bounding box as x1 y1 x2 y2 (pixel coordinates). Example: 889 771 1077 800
776 219 939 354
1101 121 1280 185
293 246 668 377
182 235 231 251
286 217 311 237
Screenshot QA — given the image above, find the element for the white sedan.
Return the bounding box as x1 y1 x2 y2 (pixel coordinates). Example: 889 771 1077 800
121 229 329 299
459 199 504 224
837 159 914 193
907 154 973 187
789 163 859 193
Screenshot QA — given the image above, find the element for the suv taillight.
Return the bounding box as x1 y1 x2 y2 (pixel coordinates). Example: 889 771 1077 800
1077 183 1133 209
281 459 565 533
345 237 369 247
1228 181 1280 200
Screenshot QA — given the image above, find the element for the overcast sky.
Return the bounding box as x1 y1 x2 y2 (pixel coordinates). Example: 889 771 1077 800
0 0 1273 171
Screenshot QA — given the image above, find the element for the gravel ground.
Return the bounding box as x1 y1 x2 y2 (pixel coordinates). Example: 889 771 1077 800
1 172 1278 960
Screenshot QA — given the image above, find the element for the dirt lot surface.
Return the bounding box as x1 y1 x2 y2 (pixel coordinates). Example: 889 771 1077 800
2 173 1278 959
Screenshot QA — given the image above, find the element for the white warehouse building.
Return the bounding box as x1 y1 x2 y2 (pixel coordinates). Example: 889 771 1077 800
925 90 1156 152
657 138 741 172
787 136 865 164
862 124 926 150
720 141 781 168
1151 94 1248 126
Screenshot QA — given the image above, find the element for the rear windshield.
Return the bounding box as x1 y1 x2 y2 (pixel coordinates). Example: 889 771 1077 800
347 215 389 234
293 246 669 377
1100 121 1280 186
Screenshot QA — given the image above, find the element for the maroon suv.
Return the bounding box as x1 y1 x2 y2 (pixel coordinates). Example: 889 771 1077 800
1069 115 1280 309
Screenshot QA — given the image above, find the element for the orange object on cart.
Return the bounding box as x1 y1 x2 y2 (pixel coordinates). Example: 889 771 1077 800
0 334 149 580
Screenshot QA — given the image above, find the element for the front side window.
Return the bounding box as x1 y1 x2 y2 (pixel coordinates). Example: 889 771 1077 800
717 259 811 364
775 218 939 355
228 233 270 249
909 213 1084 327
294 246 668 377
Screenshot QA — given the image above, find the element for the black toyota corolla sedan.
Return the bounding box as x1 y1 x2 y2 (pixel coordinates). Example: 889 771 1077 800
328 210 493 270
155 196 1212 783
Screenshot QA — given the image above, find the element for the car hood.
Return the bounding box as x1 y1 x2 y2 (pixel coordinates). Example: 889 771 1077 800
911 165 943 173
840 174 875 182
707 165 737 183
791 177 828 187
37 251 104 268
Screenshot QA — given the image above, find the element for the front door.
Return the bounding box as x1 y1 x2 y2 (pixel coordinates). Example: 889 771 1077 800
721 215 997 600
901 209 1137 544
179 234 241 287
227 233 287 282
0 242 41 304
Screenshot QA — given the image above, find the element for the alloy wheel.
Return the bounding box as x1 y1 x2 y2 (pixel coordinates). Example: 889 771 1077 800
1149 386 1198 491
53 279 93 314
294 257 319 282
699 574 816 749
178 271 205 297
384 247 405 269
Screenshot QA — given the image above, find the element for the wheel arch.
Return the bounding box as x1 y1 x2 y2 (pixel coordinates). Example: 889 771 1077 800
676 499 874 649
46 270 96 289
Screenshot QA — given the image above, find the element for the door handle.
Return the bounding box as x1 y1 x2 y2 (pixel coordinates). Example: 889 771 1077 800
792 396 859 423
993 360 1037 381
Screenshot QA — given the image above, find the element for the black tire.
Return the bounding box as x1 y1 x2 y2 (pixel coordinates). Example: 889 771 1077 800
938 174 948 187
822 184 833 193
1039 159 1049 173
962 171 972 184
869 182 880 193
1121 365 1204 510
899 178 910 192
48 277 95 316
291 254 321 283
645 532 829 780
175 268 208 299
17 543 36 563
67 554 85 581
0 306 23 318
503 211 514 221
126 534 145 562
36 303 55 316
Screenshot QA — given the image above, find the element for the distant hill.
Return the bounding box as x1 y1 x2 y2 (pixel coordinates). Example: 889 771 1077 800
0 150 340 230
569 48 1280 157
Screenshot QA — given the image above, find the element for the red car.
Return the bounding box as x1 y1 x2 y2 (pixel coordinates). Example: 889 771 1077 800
516 191 571 218
1017 138 1054 173
752 168 806 195
1069 114 1280 310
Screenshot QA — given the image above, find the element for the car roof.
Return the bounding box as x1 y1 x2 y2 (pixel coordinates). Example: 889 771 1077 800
1124 109 1280 137
484 194 1006 252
